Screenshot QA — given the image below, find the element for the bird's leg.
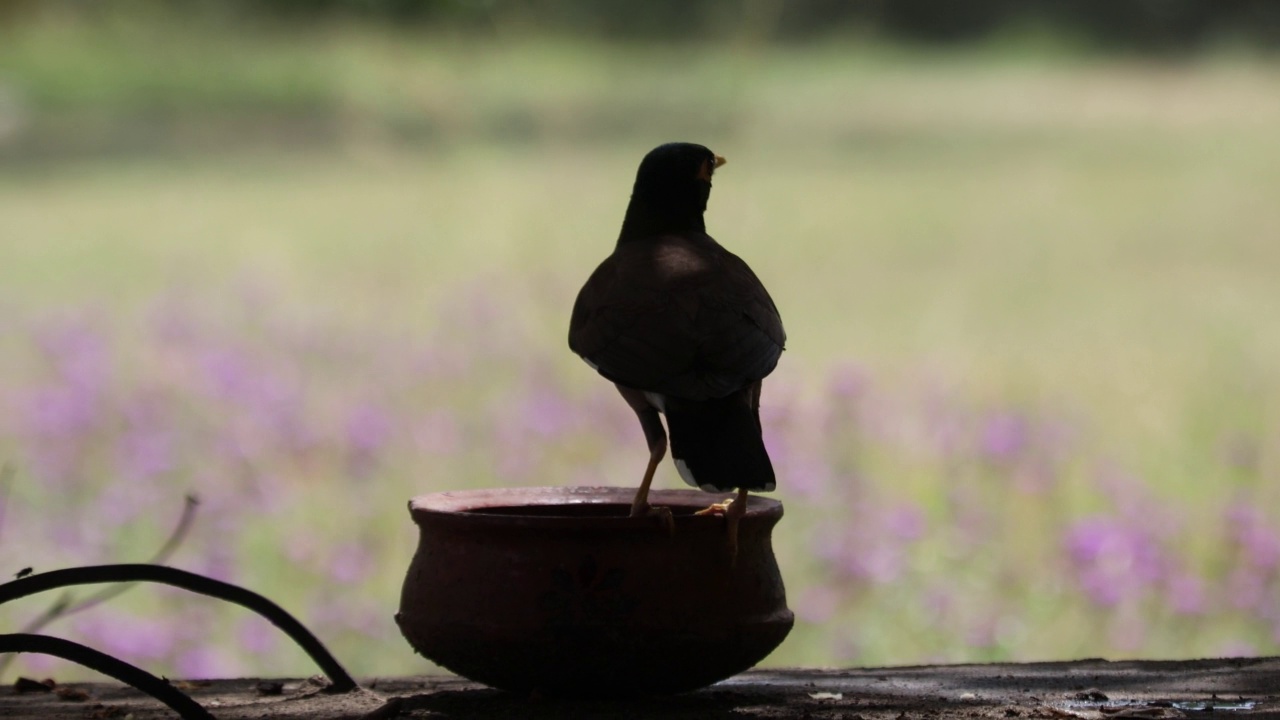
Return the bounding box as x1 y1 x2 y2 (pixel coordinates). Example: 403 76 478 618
695 487 749 565
616 385 674 534
725 487 748 565
632 436 664 509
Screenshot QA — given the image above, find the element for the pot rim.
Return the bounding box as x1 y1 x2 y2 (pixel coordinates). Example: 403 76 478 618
408 485 782 528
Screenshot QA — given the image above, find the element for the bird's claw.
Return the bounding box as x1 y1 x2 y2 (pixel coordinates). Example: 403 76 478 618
631 503 675 537
694 498 734 516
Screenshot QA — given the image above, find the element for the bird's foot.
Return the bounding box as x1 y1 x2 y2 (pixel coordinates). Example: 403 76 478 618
630 502 675 536
694 498 735 516
695 494 745 566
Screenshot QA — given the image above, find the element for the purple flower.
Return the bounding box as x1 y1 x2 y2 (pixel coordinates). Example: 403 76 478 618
1165 572 1208 615
925 404 967 460
98 480 154 526
1227 567 1266 611
13 653 57 675
980 412 1027 463
114 394 176 481
345 401 394 477
325 541 375 584
308 597 385 634
520 387 575 439
582 387 640 445
72 612 175 662
197 346 262 404
346 403 392 453
191 541 238 584
814 497 929 589
117 427 174 482
176 646 243 679
1064 515 1166 607
22 383 100 440
761 376 799 431
34 317 110 388
1092 464 1155 521
236 617 280 656
1225 502 1280 570
1241 526 1280 571
853 545 908 584
761 410 792 459
965 616 999 649
886 504 926 542
778 457 830 499
795 584 840 623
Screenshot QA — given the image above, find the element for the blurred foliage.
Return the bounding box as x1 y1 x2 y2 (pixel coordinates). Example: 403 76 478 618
2 0 1278 165
1 0 1279 50
0 0 1274 49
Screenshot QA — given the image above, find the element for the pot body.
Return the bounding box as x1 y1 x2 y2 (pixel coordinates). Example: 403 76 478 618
396 486 793 697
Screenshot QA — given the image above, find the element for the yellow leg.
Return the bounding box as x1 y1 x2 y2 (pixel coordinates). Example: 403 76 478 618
617 385 674 534
629 447 675 535
629 447 661 516
696 488 749 565
725 488 748 566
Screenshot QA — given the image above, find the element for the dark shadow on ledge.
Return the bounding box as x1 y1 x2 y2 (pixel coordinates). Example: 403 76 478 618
380 685 792 720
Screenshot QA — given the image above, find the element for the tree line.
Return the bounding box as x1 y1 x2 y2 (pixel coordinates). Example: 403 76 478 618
6 0 1279 51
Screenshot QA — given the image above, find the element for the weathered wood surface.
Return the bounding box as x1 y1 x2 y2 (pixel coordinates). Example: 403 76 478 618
2 658 1278 719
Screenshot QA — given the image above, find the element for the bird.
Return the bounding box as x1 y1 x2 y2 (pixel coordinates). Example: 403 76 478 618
568 142 785 560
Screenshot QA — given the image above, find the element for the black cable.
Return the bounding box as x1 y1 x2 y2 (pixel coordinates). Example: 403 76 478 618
0 564 357 692
0 633 214 720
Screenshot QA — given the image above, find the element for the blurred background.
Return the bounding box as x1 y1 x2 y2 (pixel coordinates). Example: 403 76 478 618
2 0 1280 681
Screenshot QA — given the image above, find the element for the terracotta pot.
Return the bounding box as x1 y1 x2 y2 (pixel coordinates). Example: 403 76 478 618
396 486 792 697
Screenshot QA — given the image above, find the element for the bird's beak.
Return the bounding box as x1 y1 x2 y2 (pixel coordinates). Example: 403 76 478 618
697 155 726 182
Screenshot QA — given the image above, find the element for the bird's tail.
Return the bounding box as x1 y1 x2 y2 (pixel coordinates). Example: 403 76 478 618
664 388 775 493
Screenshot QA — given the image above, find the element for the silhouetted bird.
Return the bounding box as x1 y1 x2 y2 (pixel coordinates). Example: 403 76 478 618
569 142 785 559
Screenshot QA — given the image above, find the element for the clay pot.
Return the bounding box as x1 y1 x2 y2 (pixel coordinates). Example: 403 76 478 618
396 486 792 697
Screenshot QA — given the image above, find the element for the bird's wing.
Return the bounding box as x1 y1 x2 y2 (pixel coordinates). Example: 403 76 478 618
568 234 784 400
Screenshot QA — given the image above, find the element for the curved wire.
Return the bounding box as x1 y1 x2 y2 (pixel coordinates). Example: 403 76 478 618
0 633 214 719
0 564 357 692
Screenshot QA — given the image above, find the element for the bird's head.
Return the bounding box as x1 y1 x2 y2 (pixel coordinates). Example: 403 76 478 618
619 142 726 242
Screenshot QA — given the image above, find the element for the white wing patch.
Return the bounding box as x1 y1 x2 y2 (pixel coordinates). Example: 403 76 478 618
674 458 722 492
643 392 666 412
674 458 698 488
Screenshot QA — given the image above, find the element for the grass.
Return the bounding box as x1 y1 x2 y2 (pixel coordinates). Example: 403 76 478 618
2 15 1280 679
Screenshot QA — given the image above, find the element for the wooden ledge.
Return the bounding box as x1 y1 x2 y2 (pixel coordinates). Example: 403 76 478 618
1 658 1277 719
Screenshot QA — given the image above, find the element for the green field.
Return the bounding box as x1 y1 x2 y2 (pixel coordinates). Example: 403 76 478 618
2 18 1280 679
